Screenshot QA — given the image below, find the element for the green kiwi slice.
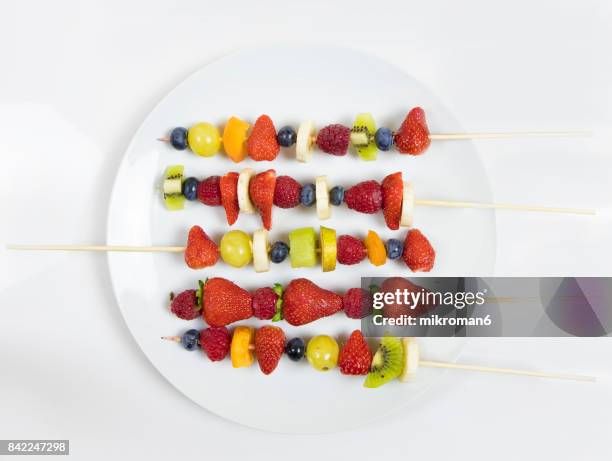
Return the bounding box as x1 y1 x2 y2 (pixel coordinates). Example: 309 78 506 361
351 113 377 161
163 164 185 211
363 335 404 388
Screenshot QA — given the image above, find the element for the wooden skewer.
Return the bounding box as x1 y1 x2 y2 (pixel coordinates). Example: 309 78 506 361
159 131 592 144
161 336 182 342
428 130 592 140
162 336 257 351
6 244 186 253
419 360 595 382
414 199 596 215
160 336 594 382
6 194 596 255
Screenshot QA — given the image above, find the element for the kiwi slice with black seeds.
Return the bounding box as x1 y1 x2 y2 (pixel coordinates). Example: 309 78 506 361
363 335 404 388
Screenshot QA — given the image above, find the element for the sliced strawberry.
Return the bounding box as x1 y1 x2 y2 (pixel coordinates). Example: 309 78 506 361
184 225 219 269
381 172 403 230
402 229 435 272
220 172 240 225
249 169 276 230
394 107 431 155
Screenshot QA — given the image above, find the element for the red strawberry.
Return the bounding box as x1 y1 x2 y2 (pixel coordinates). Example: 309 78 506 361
170 289 201 320
203 277 253 327
381 172 403 230
200 326 231 361
184 225 219 269
255 326 286 374
273 175 302 208
337 235 366 265
344 180 383 214
252 287 279 320
249 169 276 230
394 107 431 155
220 172 239 225
402 229 436 272
197 176 222 206
247 115 280 161
380 277 435 318
283 278 343 326
316 124 351 156
342 288 373 319
338 330 372 375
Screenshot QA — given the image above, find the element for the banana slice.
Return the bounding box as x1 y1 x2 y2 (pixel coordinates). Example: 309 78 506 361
238 168 255 213
296 121 315 163
400 181 415 227
162 165 185 210
315 175 331 220
252 229 270 273
399 337 419 382
163 177 182 195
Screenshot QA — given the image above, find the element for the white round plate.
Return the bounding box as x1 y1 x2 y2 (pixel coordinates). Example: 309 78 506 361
107 45 496 434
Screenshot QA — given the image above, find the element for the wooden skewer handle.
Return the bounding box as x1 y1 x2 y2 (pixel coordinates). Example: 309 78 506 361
414 199 596 216
428 130 592 140
6 244 186 253
419 360 596 382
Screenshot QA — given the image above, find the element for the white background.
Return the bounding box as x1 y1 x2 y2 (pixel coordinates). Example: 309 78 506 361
1 0 611 459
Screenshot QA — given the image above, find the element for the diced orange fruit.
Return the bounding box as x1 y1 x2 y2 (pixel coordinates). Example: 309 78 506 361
231 326 255 368
223 117 250 163
364 230 386 266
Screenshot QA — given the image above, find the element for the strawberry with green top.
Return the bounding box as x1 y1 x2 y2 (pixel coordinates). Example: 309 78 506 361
202 277 253 327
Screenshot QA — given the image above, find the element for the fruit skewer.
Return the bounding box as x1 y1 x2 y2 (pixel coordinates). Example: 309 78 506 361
169 277 377 326
7 224 436 273
162 166 595 230
163 327 596 388
171 276 440 327
158 108 590 162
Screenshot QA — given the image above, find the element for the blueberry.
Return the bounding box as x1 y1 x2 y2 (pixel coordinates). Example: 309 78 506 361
182 177 199 201
285 337 305 361
374 127 394 151
385 238 403 259
181 329 200 351
270 241 289 263
300 183 316 206
277 126 297 147
330 186 345 206
170 127 188 150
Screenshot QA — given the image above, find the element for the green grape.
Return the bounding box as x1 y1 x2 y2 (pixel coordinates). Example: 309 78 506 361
187 122 221 157
306 335 339 372
220 230 252 268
